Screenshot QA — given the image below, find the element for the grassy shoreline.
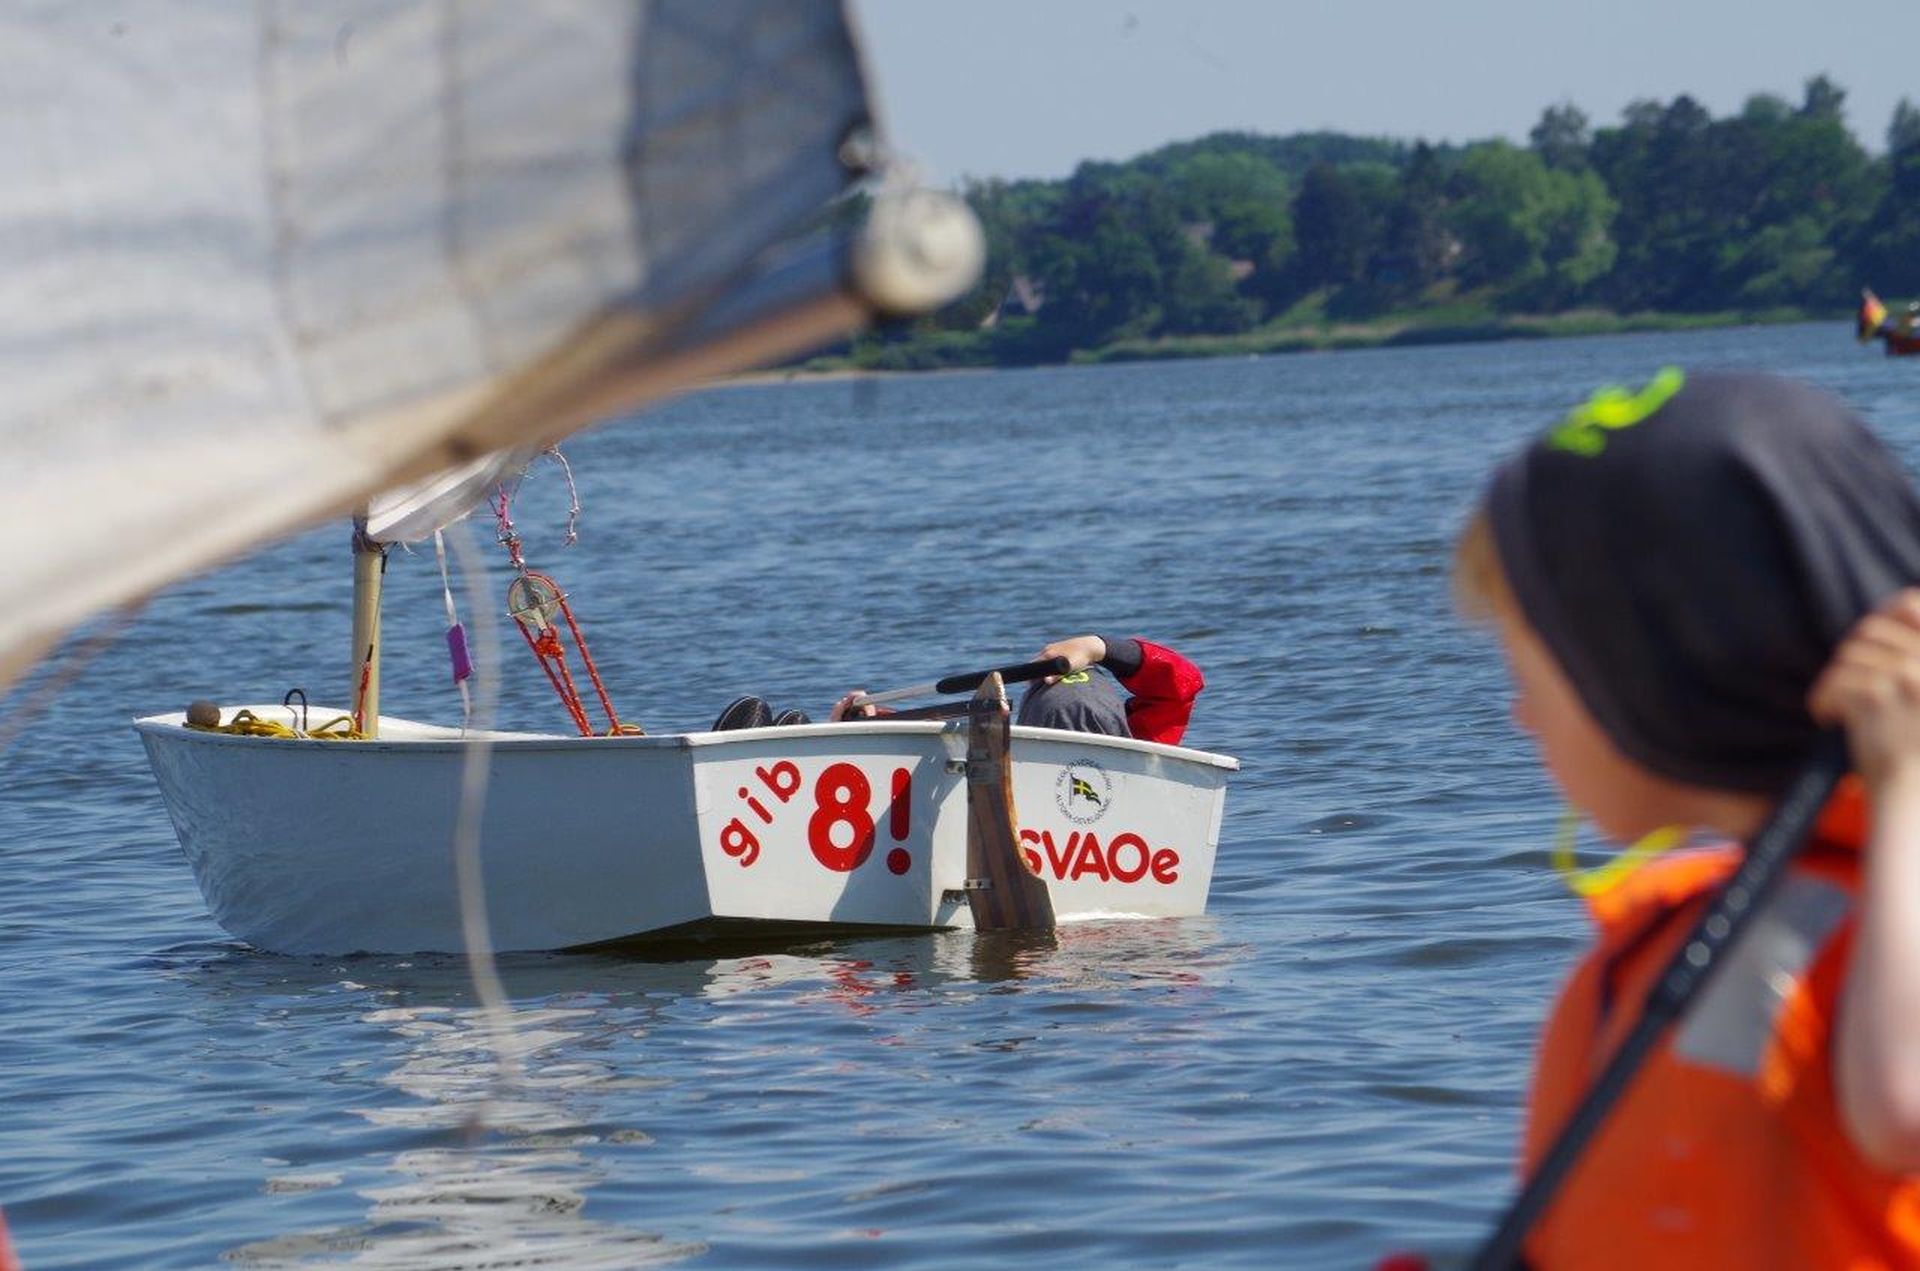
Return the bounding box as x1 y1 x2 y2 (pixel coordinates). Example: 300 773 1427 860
790 305 1843 377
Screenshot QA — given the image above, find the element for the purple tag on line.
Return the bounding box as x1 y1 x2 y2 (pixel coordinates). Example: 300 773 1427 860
446 623 473 683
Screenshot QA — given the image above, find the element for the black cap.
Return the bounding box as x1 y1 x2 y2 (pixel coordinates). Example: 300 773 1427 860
1486 368 1920 793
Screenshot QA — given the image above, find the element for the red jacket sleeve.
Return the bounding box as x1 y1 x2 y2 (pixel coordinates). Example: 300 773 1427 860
1116 638 1204 745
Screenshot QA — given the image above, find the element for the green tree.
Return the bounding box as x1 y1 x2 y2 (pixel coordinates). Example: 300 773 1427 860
1529 103 1591 171
1740 93 1793 126
1158 149 1294 268
1592 83 1874 309
1749 112 1872 234
852 85 1916 369
1724 90 1870 305
1288 163 1373 289
1160 248 1260 334
1449 143 1543 285
1139 130 1409 183
1023 167 1166 346
1369 142 1453 298
1021 163 1255 347
1801 74 1846 123
1159 150 1288 220
1854 99 1920 294
940 177 1058 331
1448 141 1615 304
1718 216 1835 305
1621 99 1665 130
1890 98 1920 155
1590 95 1717 308
1540 171 1619 297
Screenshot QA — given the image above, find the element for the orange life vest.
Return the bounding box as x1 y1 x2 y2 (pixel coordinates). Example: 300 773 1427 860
1522 779 1920 1269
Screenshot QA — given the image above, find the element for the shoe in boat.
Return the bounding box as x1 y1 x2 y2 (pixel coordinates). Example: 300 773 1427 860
712 696 774 731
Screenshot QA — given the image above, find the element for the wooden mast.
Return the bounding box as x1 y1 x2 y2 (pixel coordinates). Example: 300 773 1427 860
350 513 384 737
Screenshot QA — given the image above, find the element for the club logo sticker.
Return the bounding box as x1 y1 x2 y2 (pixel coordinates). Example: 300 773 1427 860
1054 760 1113 825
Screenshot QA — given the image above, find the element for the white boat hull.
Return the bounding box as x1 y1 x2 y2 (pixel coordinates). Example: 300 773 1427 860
135 709 1236 954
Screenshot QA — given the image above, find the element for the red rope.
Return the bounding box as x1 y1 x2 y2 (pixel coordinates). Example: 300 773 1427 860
494 472 631 736
560 603 623 733
513 619 591 737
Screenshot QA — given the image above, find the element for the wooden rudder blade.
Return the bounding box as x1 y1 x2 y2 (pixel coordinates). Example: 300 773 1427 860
964 672 1055 931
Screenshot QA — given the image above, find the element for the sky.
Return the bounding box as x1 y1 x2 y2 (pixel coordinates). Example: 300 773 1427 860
853 0 1920 185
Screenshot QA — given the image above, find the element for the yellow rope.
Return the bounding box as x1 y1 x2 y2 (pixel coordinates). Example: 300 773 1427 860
1551 807 1686 897
188 710 644 741
187 709 366 741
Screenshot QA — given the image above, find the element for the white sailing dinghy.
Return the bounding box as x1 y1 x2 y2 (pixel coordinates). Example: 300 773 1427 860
138 460 1234 954
135 691 1236 954
4 1 1235 954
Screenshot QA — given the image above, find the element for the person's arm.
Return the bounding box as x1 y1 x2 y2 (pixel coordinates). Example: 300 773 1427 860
830 690 882 721
1105 635 1204 745
1809 588 1920 1171
1034 634 1205 745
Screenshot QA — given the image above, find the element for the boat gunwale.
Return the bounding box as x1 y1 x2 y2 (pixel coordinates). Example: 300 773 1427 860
131 709 1242 770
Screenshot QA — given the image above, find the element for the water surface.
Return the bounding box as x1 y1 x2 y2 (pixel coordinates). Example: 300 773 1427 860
4 324 1916 1268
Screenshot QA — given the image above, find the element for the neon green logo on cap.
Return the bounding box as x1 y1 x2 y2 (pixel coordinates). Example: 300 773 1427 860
1547 366 1686 456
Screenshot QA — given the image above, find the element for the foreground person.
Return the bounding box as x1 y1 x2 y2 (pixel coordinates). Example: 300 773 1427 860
832 634 1204 745
1457 369 1920 1265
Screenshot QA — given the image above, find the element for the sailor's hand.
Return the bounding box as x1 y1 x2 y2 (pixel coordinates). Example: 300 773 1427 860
831 690 878 721
1810 588 1920 797
1036 635 1106 683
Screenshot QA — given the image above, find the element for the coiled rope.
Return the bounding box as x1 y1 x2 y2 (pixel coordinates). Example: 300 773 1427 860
187 709 364 741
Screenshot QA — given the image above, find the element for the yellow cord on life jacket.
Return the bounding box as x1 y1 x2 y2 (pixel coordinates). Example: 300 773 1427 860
1551 808 1686 897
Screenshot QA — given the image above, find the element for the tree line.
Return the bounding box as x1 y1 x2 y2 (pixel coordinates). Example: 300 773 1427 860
849 77 1920 368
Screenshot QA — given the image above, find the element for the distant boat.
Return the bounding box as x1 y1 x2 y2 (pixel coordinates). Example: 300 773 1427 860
1858 287 1920 356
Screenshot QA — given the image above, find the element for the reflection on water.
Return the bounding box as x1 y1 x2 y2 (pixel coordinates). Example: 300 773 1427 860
211 921 1239 1267
227 998 698 1269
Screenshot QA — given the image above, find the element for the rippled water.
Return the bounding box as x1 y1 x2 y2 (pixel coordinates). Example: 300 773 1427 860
4 325 1916 1268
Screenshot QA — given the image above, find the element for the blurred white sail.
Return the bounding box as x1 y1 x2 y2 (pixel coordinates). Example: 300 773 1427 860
0 1 982 685
364 450 534 546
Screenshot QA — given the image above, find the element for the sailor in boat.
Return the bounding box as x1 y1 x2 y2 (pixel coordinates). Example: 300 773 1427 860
1857 288 1920 355
830 633 1205 745
1455 368 1920 1265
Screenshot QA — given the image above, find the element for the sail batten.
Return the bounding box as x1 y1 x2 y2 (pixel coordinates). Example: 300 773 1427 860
1 0 970 686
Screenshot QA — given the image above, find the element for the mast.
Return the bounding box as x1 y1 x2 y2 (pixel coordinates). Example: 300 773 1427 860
350 513 384 738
